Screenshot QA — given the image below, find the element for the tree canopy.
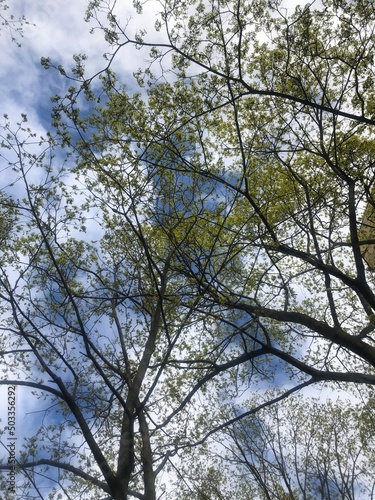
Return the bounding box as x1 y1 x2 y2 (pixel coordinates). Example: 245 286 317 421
1 0 375 498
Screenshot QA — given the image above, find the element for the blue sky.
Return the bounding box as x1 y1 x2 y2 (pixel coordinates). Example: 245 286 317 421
0 0 162 135
1 0 94 130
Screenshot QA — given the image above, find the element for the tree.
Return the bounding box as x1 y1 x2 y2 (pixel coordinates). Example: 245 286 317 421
2 0 375 498
79 0 375 403
74 0 375 386
218 393 375 499
0 112 268 498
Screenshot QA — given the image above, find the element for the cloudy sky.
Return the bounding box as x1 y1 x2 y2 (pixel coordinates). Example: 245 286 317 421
2 1 92 128
0 0 161 136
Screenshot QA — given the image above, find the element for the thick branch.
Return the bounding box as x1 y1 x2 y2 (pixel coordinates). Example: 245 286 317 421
0 459 110 493
0 380 62 399
230 301 375 367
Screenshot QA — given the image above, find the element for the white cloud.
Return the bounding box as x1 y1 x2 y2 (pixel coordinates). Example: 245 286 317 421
0 0 158 134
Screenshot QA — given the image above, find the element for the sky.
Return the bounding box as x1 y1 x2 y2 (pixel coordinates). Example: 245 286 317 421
0 0 161 136
1 0 96 130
